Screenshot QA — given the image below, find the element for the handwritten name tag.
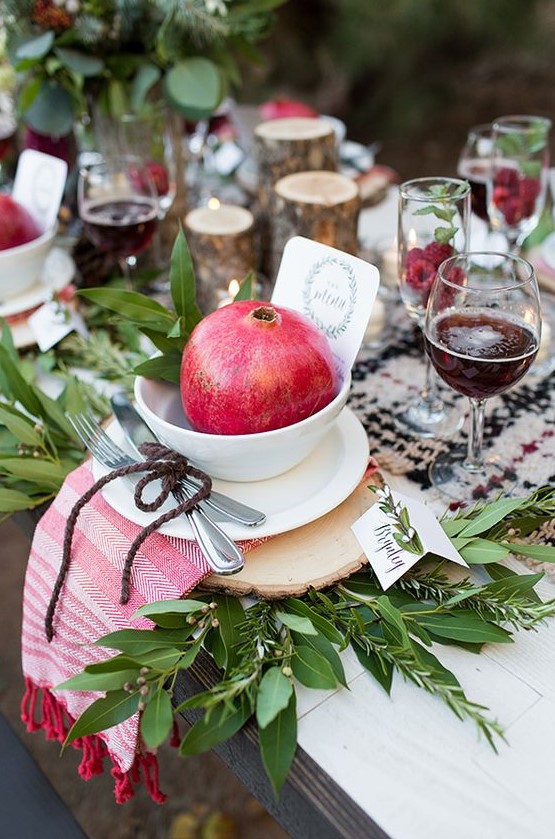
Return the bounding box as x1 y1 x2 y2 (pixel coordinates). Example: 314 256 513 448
28 301 88 352
351 488 468 590
271 236 380 378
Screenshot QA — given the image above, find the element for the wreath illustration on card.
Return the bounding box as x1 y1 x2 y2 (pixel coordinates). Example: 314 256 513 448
302 256 358 340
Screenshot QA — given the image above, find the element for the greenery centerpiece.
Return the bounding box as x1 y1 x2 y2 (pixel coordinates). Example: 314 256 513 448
2 0 286 137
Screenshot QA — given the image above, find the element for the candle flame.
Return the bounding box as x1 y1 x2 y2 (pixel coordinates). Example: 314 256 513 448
228 278 240 298
407 228 418 249
208 197 220 210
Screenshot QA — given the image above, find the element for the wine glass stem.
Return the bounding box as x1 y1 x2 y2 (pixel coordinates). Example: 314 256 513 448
421 352 444 413
463 397 487 472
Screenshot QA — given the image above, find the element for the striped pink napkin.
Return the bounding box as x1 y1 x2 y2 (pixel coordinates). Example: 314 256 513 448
20 460 263 803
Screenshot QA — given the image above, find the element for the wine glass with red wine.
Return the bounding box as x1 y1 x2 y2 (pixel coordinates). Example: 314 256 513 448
457 124 493 224
424 252 541 500
78 155 159 282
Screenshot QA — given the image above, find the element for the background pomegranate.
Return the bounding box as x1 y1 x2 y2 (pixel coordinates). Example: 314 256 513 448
180 300 338 435
0 194 42 250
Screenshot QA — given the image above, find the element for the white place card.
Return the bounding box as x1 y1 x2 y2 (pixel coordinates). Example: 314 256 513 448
271 236 380 378
12 149 68 231
351 488 468 590
28 301 88 352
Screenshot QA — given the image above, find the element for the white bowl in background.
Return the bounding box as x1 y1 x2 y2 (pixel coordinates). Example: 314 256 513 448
134 372 352 482
0 228 56 301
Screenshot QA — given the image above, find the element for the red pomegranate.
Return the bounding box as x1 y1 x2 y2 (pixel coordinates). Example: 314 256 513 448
259 98 318 120
180 301 338 435
0 194 42 250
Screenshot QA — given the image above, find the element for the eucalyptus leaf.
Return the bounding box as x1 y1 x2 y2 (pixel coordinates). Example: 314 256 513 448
0 458 69 490
133 599 208 619
140 688 174 749
133 354 181 384
459 538 511 564
415 610 513 644
179 701 251 756
459 498 525 537
283 598 343 645
65 690 140 744
0 405 43 447
275 611 317 636
291 645 339 690
256 667 293 729
85 654 142 674
164 58 223 119
95 628 190 654
259 691 297 797
352 643 393 694
502 541 555 562
125 647 184 671
169 226 203 331
0 488 35 512
24 81 75 136
375 596 411 650
16 31 55 61
77 289 175 329
130 63 162 112
211 594 246 672
56 669 140 693
55 47 104 76
291 630 346 687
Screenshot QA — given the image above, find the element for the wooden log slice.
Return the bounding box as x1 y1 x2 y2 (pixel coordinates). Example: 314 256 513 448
270 170 360 276
200 482 377 599
184 204 256 314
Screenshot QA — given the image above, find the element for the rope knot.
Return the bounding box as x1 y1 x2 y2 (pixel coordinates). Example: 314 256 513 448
46 442 213 641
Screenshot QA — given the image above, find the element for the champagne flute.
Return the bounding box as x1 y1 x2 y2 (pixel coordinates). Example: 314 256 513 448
78 155 159 284
488 115 551 253
424 252 541 500
396 177 470 438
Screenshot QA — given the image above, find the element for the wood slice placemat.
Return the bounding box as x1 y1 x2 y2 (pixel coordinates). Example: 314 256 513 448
201 481 378 599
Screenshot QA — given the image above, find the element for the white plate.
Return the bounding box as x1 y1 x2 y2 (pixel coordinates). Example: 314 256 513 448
92 407 370 541
0 247 75 319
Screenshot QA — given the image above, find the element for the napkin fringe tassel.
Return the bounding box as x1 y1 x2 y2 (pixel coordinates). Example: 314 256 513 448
21 677 167 804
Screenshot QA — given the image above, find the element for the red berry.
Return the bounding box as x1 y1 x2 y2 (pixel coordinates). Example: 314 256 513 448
406 247 425 267
495 167 519 190
405 259 436 294
422 241 453 268
519 177 540 203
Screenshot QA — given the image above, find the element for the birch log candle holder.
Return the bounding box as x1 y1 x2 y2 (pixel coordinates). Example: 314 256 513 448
184 203 255 314
271 170 360 277
254 117 339 213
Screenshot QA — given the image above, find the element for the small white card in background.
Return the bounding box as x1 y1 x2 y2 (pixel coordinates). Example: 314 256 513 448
28 302 88 352
12 149 68 231
271 237 380 378
351 488 468 590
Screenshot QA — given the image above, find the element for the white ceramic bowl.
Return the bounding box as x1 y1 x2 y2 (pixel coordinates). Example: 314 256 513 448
134 373 352 482
0 228 56 301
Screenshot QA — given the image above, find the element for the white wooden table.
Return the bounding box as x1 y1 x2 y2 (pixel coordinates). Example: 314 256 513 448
279 193 555 839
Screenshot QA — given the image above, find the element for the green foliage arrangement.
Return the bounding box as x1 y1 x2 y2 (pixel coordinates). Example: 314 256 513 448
58 487 555 796
3 0 286 136
0 321 98 517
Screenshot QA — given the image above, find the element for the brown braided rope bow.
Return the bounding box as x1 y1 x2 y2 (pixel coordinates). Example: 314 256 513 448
45 442 212 642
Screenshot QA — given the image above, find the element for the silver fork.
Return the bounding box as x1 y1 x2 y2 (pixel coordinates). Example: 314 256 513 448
69 413 245 576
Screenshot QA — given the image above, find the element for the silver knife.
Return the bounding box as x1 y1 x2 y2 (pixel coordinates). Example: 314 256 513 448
110 393 266 527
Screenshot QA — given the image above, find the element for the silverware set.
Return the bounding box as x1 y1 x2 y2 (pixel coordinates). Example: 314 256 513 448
68 397 267 576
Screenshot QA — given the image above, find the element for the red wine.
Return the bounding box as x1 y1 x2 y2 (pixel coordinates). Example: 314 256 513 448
81 198 158 258
457 159 490 222
426 309 538 399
